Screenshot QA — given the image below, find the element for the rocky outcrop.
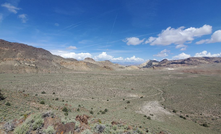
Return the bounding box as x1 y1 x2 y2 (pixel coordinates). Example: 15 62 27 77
75 114 90 125
141 60 159 68
140 57 221 68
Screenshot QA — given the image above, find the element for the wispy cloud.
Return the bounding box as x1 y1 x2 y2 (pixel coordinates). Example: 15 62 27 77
67 46 77 50
1 3 20 14
196 30 221 44
145 25 212 50
78 40 92 44
55 23 59 26
0 14 3 22
18 14 28 23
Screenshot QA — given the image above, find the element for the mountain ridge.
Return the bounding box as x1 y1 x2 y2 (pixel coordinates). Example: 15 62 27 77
1 39 221 73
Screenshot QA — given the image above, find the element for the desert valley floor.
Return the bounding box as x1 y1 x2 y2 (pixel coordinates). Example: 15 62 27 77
0 64 221 134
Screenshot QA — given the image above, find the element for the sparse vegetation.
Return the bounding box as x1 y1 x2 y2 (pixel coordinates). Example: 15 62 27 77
64 112 68 116
43 126 55 134
0 67 220 134
14 113 44 133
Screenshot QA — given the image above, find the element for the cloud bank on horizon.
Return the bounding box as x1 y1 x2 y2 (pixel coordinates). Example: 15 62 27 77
0 0 221 64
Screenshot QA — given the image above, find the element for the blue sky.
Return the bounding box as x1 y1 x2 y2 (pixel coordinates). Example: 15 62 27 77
0 0 221 65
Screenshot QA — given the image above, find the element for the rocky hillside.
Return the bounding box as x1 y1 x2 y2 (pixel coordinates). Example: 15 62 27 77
140 57 221 68
0 39 126 73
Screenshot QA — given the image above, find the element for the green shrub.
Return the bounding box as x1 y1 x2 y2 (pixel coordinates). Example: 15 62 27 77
41 91 46 94
147 116 151 120
98 119 102 123
0 90 5 101
127 101 130 104
40 101 45 104
55 98 59 100
5 102 11 106
104 109 108 112
64 112 68 116
179 115 186 120
62 107 68 112
90 111 94 114
172 110 177 113
202 123 209 127
113 125 117 131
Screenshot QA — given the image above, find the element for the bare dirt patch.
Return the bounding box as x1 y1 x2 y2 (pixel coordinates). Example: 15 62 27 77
136 101 172 121
127 93 140 98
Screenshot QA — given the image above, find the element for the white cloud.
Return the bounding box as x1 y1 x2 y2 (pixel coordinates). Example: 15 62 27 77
145 25 212 50
154 49 170 57
51 50 92 60
18 14 27 23
52 51 144 64
94 52 144 63
195 40 207 44
125 56 144 63
94 52 113 61
67 46 77 50
1 3 20 14
55 23 59 26
145 37 156 44
172 53 191 60
194 51 221 57
196 30 221 44
123 37 145 45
